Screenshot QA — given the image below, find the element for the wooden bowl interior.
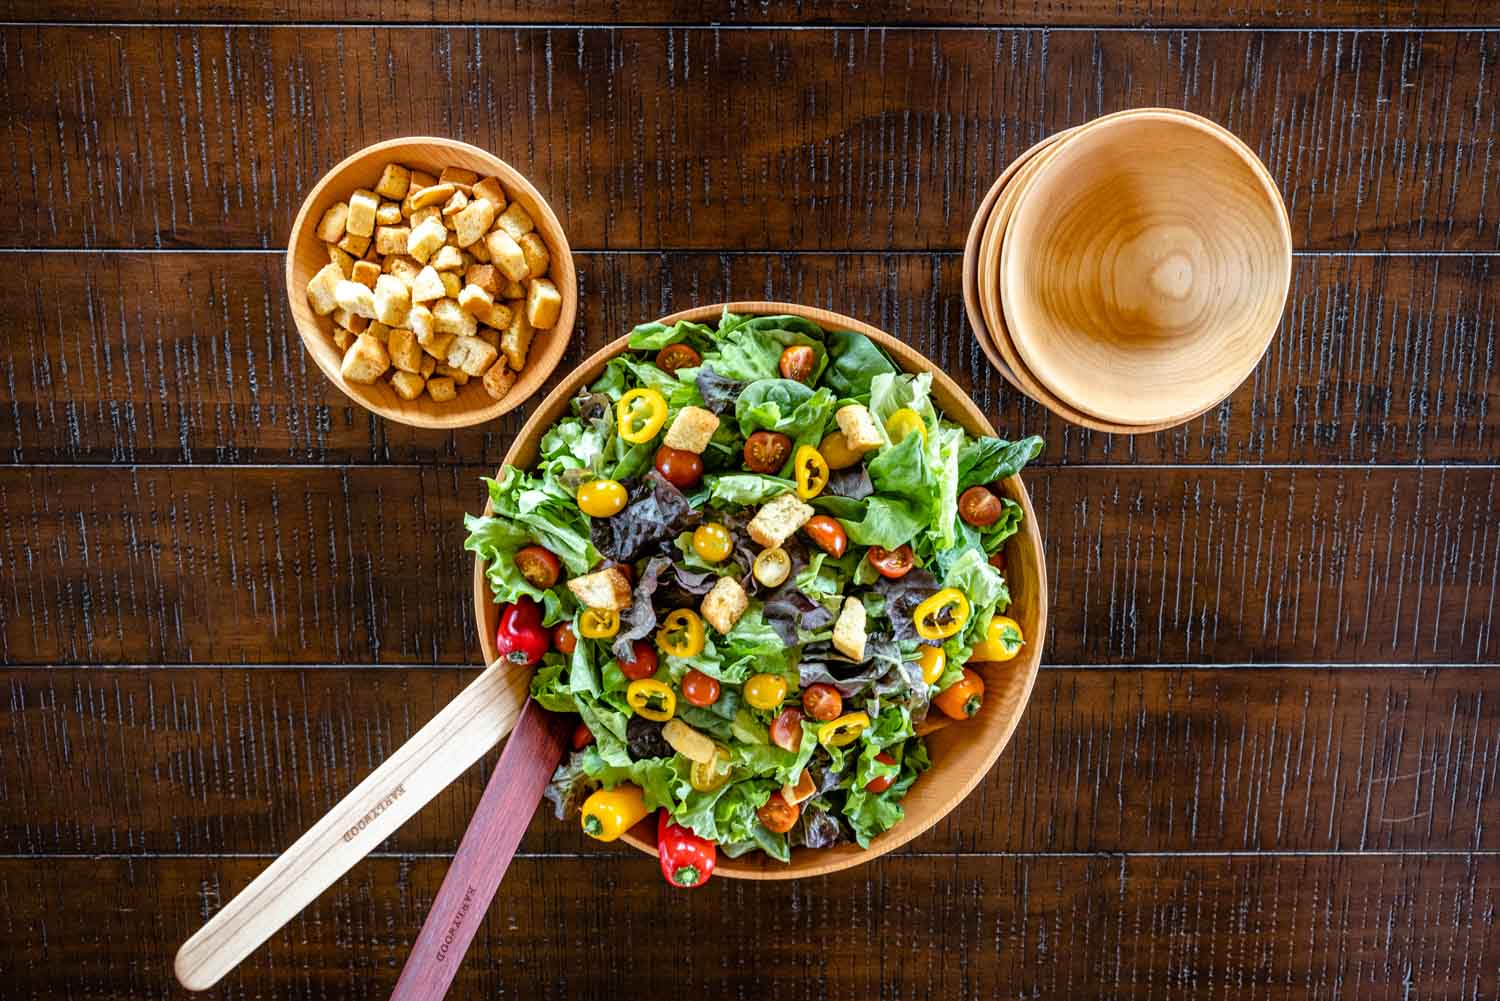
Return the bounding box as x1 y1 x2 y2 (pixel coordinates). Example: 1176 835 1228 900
1000 110 1292 427
473 301 1048 880
286 136 577 429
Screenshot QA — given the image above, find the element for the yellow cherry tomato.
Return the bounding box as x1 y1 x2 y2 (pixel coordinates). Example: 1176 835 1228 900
752 547 792 588
657 608 706 659
689 745 733 792
917 644 946 685
617 388 668 444
886 407 927 445
818 431 864 470
743 673 788 710
794 445 830 499
913 588 971 641
692 522 733 563
577 479 628 517
578 608 620 638
818 712 871 748
580 784 648 841
626 679 676 721
973 615 1024 662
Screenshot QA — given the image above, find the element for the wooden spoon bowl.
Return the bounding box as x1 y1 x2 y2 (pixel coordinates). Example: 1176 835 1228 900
473 301 1048 880
286 136 576 428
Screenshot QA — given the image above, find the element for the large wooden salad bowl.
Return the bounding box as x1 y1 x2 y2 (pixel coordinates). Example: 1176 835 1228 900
473 301 1047 879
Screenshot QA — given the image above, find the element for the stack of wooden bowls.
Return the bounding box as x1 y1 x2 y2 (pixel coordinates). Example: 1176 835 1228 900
963 109 1294 433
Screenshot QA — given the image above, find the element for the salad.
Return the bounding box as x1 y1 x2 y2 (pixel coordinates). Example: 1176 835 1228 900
465 310 1042 886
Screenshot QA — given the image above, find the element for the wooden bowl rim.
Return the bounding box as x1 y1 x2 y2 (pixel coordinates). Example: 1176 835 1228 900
285 135 577 429
470 300 1048 880
998 108 1293 428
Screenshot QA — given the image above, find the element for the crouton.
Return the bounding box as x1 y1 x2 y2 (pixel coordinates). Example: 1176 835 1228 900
782 770 817 806
663 406 720 454
305 262 344 315
445 335 499 377
452 197 498 248
482 362 515 400
517 232 550 278
471 176 507 206
420 354 436 379
479 326 501 349
346 189 379 238
747 492 815 548
425 375 457 402
432 299 477 338
525 277 562 329
465 264 501 296
436 362 470 386
701 575 748 634
315 202 349 243
835 404 883 453
336 231 371 257
431 244 465 272
332 327 354 352
406 216 448 264
832 596 867 661
326 244 355 278
334 280 377 319
331 307 368 334
366 321 391 343
339 333 390 384
440 166 479 187
483 230 529 282
385 255 422 285
567 567 633 612
373 225 409 257
458 283 494 316
375 163 412 200
495 202 535 240
500 278 526 299
411 204 442 229
411 266 446 304
387 327 423 374
408 169 437 192
390 370 426 401
373 274 411 327
375 201 403 226
501 307 533 370
439 271 462 298
410 182 457 211
346 260 377 290
476 301 514 333
419 330 455 359
467 237 491 264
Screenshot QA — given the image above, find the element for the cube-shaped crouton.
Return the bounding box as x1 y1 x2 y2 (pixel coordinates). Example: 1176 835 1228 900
663 406 719 454
390 370 426 401
366 321 391 343
701 576 748 634
408 169 436 192
517 232 550 278
441 190 469 219
500 278 526 299
305 262 345 315
458 283 494 316
471 176 506 206
452 197 498 248
411 204 442 228
351 259 381 290
375 163 412 200
410 182 456 211
332 307 369 334
440 166 479 187
387 327 423 374
476 301 514 332
436 362 470 385
339 333 390 384
374 274 411 327
407 303 434 341
431 245 465 272
748 492 815 549
483 363 515 400
495 202 535 240
467 238 491 264
332 327 355 352
334 280 377 319
525 277 562 329
566 567 633 612
420 330 455 359
326 244 355 277
376 201 403 226
315 202 349 243
835 404 883 452
407 216 449 264
440 272 463 298
346 189 380 238
501 308 533 370
420 353 436 379
385 255 422 284
411 266 446 304
484 230 529 281
373 225 409 257
336 231 371 257
479 327 501 349
427 376 457 402
464 264 501 296
432 298 477 338
832 596 867 661
445 335 500 377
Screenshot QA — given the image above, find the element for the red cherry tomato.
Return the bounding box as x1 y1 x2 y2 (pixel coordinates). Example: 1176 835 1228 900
778 345 816 383
656 343 702 374
865 751 897 793
959 486 1003 527
572 722 595 751
756 791 800 833
552 623 578 655
988 550 1008 573
514 545 561 588
681 669 721 707
744 431 792 474
619 640 659 681
769 707 804 752
866 544 914 579
800 683 843 721
803 515 848 557
654 445 704 489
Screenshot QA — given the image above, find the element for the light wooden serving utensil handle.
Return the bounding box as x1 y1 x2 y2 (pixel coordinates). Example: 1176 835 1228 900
173 659 531 992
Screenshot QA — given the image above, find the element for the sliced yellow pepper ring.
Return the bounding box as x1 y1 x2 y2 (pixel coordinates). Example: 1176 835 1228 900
616 388 668 444
626 679 676 721
657 608 706 658
580 784 648 841
913 588 971 641
886 407 928 445
578 608 620 639
794 445 830 499
818 712 871 748
689 745 733 792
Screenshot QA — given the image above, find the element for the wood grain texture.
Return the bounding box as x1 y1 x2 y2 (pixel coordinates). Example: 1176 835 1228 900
7 853 1498 1000
4 27 1499 252
4 465 1496 666
4 251 1496 466
4 666 1498 857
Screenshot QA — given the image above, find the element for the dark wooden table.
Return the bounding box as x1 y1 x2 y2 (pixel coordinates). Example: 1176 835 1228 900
4 2 1500 999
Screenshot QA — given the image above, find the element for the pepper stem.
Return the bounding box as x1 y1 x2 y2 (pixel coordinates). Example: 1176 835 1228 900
673 865 700 887
964 695 982 717
583 815 602 837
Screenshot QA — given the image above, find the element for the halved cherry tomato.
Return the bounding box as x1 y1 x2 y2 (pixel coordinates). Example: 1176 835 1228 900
801 683 842 721
655 343 701 374
690 745 732 792
654 445 704 489
514 544 561 588
553 623 578 655
691 522 733 563
769 706 804 751
681 669 721 708
866 544 914 579
794 445 829 499
803 515 848 557
757 791 800 833
959 486 1003 527
934 668 985 719
744 431 792 474
778 345 816 383
572 721 595 751
752 547 791 588
744 674 788 711
577 479 628 517
657 608 706 659
865 751 897 793
578 608 619 638
617 388 669 444
917 644 945 685
988 550 1008 573
818 431 863 470
886 407 927 445
620 640 659 681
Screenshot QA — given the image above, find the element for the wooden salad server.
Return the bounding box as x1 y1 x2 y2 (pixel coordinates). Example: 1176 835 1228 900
388 699 572 1001
173 657 534 992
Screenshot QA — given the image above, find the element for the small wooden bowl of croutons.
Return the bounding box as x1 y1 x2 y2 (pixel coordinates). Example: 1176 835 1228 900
288 136 576 428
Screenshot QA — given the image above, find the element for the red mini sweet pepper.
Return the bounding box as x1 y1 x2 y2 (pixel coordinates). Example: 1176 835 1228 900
657 810 716 888
494 595 550 667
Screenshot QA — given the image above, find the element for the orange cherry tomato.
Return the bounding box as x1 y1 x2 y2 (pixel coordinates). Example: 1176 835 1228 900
571 722 595 751
514 545 561 588
778 345 816 383
655 343 701 374
681 669 721 708
769 707 804 752
800 683 842 722
744 431 793 474
866 544 914 579
619 640 659 681
756 791 800 833
654 445 704 489
865 751 897 793
803 515 848 557
934 668 985 720
959 486 1003 527
552 623 578 655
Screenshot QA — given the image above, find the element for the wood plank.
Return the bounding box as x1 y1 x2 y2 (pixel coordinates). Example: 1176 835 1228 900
7 853 1498 999
2 667 1496 857
5 251 1497 466
2 465 1496 666
4 28 1498 252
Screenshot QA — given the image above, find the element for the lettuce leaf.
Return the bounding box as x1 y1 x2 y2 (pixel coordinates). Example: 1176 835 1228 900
956 435 1045 490
822 329 897 399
